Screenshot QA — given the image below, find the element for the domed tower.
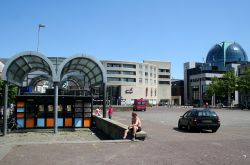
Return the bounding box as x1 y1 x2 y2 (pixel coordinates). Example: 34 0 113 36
206 41 248 67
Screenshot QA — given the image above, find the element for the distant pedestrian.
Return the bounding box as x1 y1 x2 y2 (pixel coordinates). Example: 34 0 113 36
107 105 113 119
205 102 209 108
95 107 102 116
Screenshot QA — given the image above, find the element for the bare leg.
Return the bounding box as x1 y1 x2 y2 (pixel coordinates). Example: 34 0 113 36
123 129 129 139
132 126 138 140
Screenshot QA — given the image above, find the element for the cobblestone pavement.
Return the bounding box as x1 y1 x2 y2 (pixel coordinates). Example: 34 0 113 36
1 107 250 165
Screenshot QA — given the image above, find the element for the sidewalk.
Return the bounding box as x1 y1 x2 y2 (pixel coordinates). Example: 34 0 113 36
0 128 122 161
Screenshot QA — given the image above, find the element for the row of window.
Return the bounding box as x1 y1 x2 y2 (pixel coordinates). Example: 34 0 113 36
107 63 162 72
158 75 170 79
190 77 212 82
107 63 136 68
107 77 170 85
107 70 162 78
107 70 136 75
107 77 136 82
159 69 170 73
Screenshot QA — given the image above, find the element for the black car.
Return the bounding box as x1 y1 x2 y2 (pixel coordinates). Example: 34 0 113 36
178 109 220 132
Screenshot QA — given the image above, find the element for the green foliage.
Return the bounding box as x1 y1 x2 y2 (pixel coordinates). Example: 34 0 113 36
0 80 18 106
222 71 237 94
206 71 238 106
237 68 250 93
206 77 225 97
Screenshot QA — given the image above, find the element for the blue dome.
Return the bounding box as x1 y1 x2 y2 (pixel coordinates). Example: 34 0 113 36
206 42 248 67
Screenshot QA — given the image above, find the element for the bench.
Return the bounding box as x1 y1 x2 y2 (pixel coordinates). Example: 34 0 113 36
135 130 147 140
93 115 147 140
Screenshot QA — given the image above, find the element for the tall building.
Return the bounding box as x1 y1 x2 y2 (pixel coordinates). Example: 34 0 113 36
184 41 248 106
101 60 171 105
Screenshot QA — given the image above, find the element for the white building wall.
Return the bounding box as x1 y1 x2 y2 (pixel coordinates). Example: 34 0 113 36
102 60 171 105
0 61 4 79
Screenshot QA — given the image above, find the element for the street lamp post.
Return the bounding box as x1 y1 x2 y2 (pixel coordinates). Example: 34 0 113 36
37 24 46 52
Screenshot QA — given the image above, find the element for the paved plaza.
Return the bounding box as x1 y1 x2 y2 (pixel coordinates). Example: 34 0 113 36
1 107 250 165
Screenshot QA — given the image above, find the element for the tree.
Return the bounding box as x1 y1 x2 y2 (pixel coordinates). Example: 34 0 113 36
221 71 237 107
0 80 18 107
237 68 250 107
206 77 225 106
206 71 237 107
206 77 224 97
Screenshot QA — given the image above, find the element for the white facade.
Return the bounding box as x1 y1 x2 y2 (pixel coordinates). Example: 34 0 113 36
0 61 4 79
101 60 171 105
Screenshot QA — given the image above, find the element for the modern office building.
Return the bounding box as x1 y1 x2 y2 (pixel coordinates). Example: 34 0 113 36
171 79 184 105
184 41 248 106
101 60 171 105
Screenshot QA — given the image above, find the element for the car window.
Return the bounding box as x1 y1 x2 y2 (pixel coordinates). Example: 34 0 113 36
183 111 191 118
197 111 217 117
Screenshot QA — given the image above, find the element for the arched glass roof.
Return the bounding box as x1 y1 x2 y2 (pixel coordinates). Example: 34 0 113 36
60 72 87 89
28 74 51 87
57 54 107 86
2 51 56 86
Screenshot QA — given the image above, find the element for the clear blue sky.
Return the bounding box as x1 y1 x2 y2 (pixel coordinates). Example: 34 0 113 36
1 0 250 79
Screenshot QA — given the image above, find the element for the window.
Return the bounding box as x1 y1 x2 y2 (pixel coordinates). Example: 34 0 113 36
123 71 136 75
107 70 121 74
158 75 170 78
123 64 136 68
145 72 148 76
107 63 121 67
139 71 143 76
150 73 153 77
159 69 170 73
145 78 148 84
122 78 136 82
139 78 143 83
107 77 121 82
139 64 143 69
159 81 170 84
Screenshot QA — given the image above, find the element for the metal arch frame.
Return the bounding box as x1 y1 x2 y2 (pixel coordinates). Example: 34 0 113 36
56 53 107 83
57 53 107 117
2 51 57 84
28 74 52 89
60 72 87 89
2 51 57 136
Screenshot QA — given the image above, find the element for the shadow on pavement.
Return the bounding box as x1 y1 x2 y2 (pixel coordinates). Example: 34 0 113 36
90 127 111 140
173 127 212 133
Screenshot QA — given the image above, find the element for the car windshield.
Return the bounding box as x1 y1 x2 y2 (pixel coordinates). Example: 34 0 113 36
197 110 217 117
137 101 145 105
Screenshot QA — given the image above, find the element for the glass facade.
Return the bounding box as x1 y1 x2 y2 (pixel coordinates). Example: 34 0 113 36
226 43 248 63
206 42 248 67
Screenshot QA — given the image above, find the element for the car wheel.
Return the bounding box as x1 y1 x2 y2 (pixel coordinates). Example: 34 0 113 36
212 129 217 133
178 121 182 129
187 123 192 132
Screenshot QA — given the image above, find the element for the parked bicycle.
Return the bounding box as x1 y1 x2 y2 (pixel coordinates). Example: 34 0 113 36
7 113 18 131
